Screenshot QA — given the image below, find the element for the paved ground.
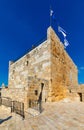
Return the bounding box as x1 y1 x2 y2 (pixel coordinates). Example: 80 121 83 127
0 101 84 130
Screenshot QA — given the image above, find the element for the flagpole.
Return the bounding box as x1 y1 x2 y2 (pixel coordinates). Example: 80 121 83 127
50 6 52 26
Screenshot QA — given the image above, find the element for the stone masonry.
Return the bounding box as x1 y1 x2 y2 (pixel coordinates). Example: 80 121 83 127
1 26 82 110
48 27 78 101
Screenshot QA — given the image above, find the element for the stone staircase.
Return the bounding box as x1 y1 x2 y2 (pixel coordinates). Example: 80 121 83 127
25 108 41 119
25 101 46 119
27 108 40 116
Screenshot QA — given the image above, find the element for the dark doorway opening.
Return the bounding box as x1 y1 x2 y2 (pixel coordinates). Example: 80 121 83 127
78 93 82 102
0 92 1 97
38 83 44 102
41 83 44 91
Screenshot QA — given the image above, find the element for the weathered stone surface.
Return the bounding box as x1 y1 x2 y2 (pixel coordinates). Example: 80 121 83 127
47 27 78 101
70 84 84 102
0 101 84 130
1 26 80 110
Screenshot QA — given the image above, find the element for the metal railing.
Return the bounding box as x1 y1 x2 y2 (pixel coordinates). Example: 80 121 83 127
11 101 25 119
0 97 25 119
29 99 42 113
1 97 12 107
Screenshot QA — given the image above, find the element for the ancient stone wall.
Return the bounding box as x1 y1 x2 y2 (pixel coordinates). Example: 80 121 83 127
8 56 28 89
1 87 28 109
1 88 25 101
47 27 78 101
7 38 52 109
9 40 51 88
27 76 49 101
1 26 79 108
71 84 84 102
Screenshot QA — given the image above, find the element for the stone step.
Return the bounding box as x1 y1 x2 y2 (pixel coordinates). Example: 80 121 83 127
27 108 40 117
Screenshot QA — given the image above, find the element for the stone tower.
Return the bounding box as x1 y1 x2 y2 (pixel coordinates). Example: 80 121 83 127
1 27 78 110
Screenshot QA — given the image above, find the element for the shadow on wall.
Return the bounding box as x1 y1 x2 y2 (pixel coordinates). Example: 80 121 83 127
0 116 12 124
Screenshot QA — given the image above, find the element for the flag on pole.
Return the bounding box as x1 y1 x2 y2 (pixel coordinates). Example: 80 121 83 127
58 26 66 38
50 9 53 16
58 26 69 48
64 38 69 48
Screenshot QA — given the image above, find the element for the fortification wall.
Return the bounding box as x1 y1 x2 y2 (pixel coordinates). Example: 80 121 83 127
9 40 51 89
1 87 28 109
7 37 52 109
1 27 79 107
47 27 78 101
27 76 49 103
8 55 28 89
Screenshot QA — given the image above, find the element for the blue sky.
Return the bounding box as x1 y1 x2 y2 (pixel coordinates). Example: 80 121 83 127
0 0 84 86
